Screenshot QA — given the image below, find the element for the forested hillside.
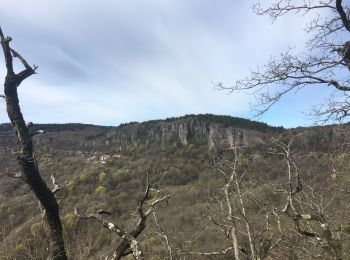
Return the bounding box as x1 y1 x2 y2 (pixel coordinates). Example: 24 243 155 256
1 114 349 259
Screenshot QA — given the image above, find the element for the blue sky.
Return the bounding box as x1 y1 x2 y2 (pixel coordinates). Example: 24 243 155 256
0 0 337 127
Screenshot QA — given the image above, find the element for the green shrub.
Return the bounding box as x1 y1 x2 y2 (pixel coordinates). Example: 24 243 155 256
31 222 42 237
66 180 75 192
95 186 106 194
98 172 107 183
63 213 75 231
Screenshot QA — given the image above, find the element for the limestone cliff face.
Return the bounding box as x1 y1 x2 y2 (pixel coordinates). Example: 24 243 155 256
208 124 262 148
84 115 272 151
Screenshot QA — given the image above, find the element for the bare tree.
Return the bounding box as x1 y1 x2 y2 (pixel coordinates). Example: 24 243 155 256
208 147 283 260
218 0 350 123
0 28 67 259
180 146 283 259
74 178 169 260
269 137 348 259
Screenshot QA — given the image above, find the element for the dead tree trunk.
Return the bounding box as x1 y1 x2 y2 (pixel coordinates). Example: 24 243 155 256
0 28 67 260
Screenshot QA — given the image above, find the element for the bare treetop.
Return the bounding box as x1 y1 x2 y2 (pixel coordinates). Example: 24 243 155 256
218 0 350 123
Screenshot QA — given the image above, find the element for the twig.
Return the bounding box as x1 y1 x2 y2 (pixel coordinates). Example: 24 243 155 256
51 174 61 194
6 173 22 179
152 211 173 260
178 247 233 256
30 129 46 137
10 48 36 71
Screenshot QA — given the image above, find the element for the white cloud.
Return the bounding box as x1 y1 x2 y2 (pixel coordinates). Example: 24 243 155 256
0 0 327 127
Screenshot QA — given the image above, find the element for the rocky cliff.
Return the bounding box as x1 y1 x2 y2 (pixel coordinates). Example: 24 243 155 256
83 114 282 152
2 114 348 156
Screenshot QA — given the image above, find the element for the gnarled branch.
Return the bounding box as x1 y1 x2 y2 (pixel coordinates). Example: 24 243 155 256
75 177 169 260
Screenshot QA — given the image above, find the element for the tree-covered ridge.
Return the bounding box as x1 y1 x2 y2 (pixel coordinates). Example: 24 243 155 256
1 114 281 134
121 114 284 133
186 114 284 132
0 123 112 132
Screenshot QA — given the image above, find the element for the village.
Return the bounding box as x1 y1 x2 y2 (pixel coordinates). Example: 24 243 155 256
86 153 122 164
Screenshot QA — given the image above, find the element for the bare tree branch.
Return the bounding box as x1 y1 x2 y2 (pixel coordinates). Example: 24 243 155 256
178 246 233 256
152 211 173 260
51 175 61 194
75 178 169 260
219 0 350 122
30 129 47 137
74 208 144 260
270 137 343 259
204 144 284 259
6 173 23 179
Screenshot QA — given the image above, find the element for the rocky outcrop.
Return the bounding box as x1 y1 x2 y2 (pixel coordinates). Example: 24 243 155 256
2 115 349 156
84 115 271 151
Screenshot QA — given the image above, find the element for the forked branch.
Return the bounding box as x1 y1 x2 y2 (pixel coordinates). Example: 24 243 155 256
75 177 169 260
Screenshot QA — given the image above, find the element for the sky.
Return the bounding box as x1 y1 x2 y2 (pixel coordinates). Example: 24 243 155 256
0 0 338 127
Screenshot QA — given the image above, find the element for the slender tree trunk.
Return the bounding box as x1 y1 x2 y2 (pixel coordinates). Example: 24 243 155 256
229 222 241 260
234 172 255 259
224 174 240 260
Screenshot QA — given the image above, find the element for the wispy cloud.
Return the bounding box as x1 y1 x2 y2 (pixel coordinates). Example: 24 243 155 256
0 0 326 127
